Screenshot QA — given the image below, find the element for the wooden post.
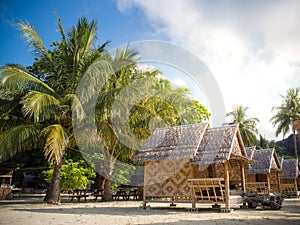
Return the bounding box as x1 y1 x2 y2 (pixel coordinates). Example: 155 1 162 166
143 162 147 202
192 189 196 209
224 162 230 210
240 162 246 193
294 178 299 198
266 174 271 195
277 173 281 194
191 166 196 209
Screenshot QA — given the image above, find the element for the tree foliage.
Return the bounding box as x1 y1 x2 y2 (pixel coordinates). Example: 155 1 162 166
43 159 95 191
271 87 300 157
226 105 259 147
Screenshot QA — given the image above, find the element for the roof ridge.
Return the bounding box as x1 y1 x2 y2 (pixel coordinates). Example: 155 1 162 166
154 122 209 130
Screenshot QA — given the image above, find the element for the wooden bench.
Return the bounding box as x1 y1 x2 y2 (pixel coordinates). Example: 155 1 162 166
93 189 103 201
114 189 128 200
128 189 139 200
69 189 89 202
188 178 225 208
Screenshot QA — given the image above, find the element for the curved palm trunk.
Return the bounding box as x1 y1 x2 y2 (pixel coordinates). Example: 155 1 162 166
44 160 63 204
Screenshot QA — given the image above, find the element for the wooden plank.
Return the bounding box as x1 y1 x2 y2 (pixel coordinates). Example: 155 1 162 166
188 178 224 181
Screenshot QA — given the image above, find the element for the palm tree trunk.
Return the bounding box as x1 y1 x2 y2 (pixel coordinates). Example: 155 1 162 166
102 179 113 201
94 172 105 190
293 128 298 158
102 158 114 201
44 160 63 204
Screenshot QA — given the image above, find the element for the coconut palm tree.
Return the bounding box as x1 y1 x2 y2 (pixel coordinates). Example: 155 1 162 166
271 88 300 157
93 61 211 201
0 15 110 203
226 105 259 147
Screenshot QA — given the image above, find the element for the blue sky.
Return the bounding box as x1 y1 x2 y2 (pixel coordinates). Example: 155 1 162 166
0 0 159 66
1 0 300 140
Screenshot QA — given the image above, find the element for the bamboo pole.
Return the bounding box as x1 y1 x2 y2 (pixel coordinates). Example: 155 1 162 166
192 166 196 209
224 161 230 210
240 162 246 193
266 174 271 195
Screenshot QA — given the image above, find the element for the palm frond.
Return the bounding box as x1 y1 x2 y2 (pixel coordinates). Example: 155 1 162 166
81 18 97 58
96 40 111 54
55 13 66 41
0 64 54 93
0 124 41 162
75 59 114 103
22 91 61 122
64 94 86 122
96 120 117 149
17 21 52 60
41 124 69 164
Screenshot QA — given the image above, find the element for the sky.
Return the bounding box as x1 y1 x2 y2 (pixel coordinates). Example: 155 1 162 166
1 0 300 141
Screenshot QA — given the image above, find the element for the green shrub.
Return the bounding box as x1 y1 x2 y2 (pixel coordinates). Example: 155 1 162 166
43 159 96 191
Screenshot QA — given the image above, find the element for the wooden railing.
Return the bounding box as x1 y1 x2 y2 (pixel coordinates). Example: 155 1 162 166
188 178 225 203
245 182 268 196
280 183 297 196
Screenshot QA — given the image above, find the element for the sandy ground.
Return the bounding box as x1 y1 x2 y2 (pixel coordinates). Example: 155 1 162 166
0 196 299 225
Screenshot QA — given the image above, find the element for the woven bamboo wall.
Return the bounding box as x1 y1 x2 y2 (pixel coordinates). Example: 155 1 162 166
195 168 209 178
216 162 243 183
269 172 280 192
215 164 223 178
231 136 243 156
281 178 295 184
247 174 256 182
144 159 193 197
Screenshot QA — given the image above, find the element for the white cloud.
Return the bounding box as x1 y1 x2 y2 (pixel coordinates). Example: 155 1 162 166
171 78 188 88
116 0 300 140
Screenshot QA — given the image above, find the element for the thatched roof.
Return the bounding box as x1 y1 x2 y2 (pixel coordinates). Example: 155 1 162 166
134 123 209 162
280 158 299 179
245 146 256 160
134 123 248 165
191 124 248 165
247 148 281 174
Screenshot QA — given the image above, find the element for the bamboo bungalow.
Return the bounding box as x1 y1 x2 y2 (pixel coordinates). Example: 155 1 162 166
134 123 250 211
246 148 281 195
280 158 299 197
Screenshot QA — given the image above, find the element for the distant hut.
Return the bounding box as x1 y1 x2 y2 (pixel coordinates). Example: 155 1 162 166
134 123 249 211
0 164 19 200
246 148 281 195
280 158 299 197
